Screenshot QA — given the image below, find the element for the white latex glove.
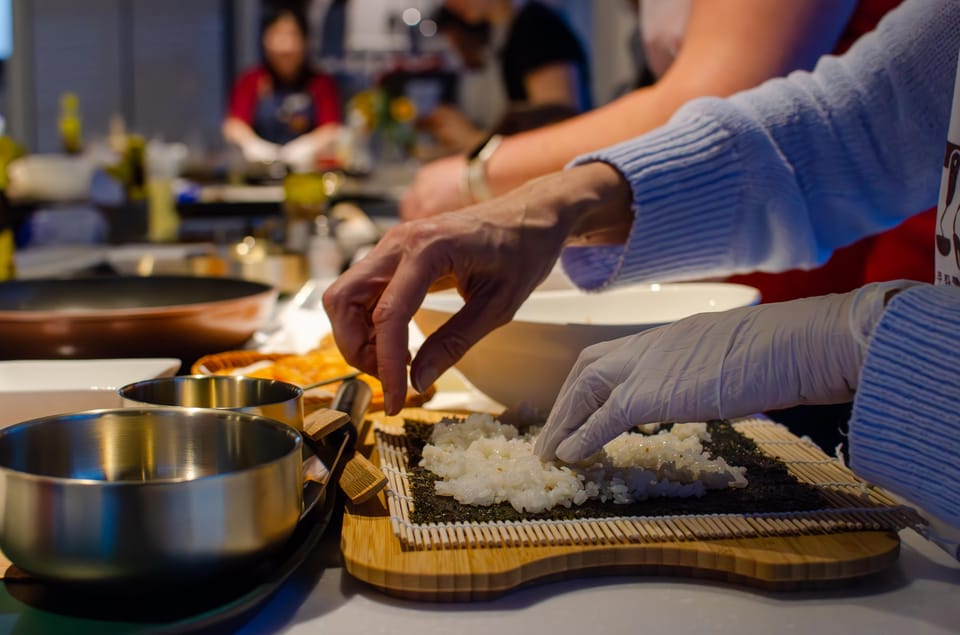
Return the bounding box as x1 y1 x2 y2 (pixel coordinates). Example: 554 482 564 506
280 126 339 172
534 280 920 464
279 135 319 172
241 137 280 164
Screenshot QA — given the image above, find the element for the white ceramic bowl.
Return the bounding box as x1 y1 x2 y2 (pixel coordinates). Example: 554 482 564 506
414 283 760 411
6 154 96 202
0 358 181 428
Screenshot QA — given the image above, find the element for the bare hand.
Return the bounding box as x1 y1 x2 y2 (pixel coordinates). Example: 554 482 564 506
324 164 633 414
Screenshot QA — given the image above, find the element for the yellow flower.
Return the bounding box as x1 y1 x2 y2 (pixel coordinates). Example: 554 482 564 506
389 96 417 123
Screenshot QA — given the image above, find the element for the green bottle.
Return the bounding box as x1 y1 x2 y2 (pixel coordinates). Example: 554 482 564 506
58 92 82 154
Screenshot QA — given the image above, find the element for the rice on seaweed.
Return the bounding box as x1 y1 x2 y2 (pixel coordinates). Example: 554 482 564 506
419 413 747 514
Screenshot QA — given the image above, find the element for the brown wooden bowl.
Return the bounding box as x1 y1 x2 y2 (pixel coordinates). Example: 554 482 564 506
0 276 277 363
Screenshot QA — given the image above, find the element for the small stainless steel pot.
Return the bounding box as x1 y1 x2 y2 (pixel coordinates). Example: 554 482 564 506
119 375 303 430
0 407 325 583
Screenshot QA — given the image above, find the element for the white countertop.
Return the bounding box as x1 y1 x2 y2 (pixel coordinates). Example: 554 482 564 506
234 526 960 635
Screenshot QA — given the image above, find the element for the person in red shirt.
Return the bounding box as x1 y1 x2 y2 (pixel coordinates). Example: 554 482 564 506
223 2 341 171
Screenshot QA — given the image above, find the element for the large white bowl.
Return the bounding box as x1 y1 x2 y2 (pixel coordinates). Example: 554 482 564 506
0 358 181 428
414 283 760 411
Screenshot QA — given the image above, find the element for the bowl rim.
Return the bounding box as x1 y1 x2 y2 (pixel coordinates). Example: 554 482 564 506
418 282 761 326
0 407 303 487
119 374 304 410
0 276 277 322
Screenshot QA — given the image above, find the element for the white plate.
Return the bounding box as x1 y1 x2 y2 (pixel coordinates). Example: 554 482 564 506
0 358 181 427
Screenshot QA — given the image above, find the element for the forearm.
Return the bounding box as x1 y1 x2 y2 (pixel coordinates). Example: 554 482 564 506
222 117 260 146
515 162 634 244
485 89 686 196
485 0 859 198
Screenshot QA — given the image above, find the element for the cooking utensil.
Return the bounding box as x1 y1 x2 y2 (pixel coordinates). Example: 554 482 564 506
302 370 362 391
0 275 277 362
1 470 338 630
119 374 384 502
414 283 759 411
119 374 303 430
0 407 339 583
328 377 387 505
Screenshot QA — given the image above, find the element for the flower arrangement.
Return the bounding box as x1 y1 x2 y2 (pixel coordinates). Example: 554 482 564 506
346 88 417 158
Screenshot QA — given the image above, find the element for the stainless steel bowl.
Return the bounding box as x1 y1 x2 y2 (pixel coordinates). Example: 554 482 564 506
119 375 303 430
0 407 309 583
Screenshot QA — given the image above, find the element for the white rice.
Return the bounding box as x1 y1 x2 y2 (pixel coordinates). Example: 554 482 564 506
419 414 748 514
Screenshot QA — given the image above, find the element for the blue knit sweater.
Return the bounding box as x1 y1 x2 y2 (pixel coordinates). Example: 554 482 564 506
564 0 960 534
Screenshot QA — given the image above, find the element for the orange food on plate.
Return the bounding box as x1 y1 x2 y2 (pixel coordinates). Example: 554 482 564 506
193 334 433 411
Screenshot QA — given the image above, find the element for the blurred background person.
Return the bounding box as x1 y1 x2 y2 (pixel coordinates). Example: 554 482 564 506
223 1 342 172
421 0 591 155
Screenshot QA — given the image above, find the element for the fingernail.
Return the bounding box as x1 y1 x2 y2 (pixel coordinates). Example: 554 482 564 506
555 437 581 464
386 392 401 416
413 365 437 394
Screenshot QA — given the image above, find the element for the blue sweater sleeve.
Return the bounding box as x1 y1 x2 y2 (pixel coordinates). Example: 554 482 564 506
850 285 960 535
562 0 960 290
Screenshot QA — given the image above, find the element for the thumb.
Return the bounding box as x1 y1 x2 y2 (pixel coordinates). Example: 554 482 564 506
410 290 511 392
554 384 640 463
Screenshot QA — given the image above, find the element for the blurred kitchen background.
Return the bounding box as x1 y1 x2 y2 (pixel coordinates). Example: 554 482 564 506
0 0 643 288
1 0 639 153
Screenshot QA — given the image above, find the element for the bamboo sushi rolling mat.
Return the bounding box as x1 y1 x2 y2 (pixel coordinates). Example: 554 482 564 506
340 409 926 600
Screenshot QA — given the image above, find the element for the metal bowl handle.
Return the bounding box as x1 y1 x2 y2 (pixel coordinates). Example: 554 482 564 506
297 379 373 519
299 411 354 519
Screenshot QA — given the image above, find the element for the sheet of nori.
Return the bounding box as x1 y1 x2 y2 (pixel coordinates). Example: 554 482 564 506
402 418 832 525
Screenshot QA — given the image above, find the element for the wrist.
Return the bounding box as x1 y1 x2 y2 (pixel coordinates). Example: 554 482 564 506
504 162 633 247
561 162 634 245
849 280 922 352
463 134 503 203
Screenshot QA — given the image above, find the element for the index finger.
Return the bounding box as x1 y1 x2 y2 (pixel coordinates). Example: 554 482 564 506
322 244 402 376
371 248 450 415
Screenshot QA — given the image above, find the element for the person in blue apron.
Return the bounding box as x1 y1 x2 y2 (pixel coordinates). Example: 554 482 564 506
223 2 341 171
322 0 960 550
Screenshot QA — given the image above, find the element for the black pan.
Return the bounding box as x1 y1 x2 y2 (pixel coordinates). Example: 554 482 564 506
0 275 277 362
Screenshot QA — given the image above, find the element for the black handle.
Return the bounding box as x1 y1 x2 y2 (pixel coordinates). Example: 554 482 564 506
303 378 372 493
330 378 373 431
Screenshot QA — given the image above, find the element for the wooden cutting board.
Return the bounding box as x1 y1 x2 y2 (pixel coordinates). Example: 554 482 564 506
339 409 909 601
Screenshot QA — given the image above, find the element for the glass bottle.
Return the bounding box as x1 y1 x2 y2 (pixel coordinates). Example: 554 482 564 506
58 92 83 155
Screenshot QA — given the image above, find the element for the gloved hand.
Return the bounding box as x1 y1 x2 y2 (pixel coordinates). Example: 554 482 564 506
240 137 281 164
278 135 318 172
534 280 920 464
280 125 339 172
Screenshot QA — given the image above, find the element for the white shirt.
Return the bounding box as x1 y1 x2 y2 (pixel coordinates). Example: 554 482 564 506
640 0 691 79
